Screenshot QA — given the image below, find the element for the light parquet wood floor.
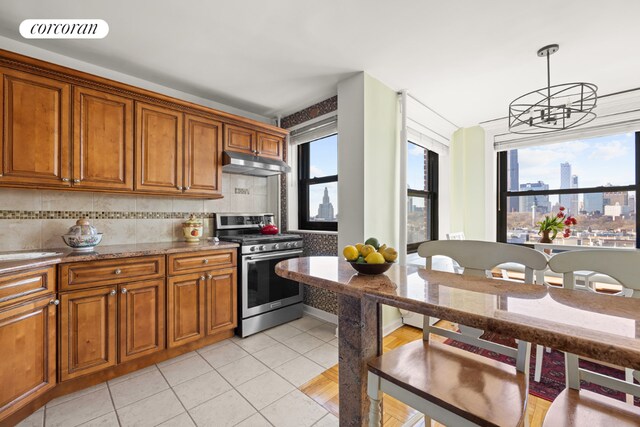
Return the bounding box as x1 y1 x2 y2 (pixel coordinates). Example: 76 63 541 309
299 323 551 426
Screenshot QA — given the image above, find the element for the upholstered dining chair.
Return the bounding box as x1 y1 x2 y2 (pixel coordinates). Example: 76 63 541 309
366 240 547 426
543 249 640 425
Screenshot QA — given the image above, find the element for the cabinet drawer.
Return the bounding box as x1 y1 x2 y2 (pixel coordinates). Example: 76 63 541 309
0 267 56 308
59 256 165 290
168 250 236 276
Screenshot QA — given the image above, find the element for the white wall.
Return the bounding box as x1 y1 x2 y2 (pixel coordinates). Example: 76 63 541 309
0 35 269 123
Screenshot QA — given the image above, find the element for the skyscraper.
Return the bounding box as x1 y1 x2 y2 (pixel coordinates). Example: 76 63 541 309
584 192 604 214
519 181 551 214
559 162 571 209
570 175 579 214
316 187 335 220
507 150 519 212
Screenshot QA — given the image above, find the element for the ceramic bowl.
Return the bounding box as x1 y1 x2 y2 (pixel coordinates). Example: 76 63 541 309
347 261 393 275
61 233 103 251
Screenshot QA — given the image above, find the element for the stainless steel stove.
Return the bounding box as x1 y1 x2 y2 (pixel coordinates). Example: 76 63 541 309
215 213 304 337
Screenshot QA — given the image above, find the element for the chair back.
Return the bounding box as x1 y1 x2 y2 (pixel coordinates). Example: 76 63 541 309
417 240 548 284
446 232 466 240
417 240 545 372
548 249 640 297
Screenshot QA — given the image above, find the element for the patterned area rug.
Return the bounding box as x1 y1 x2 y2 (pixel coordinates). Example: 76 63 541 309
445 333 640 405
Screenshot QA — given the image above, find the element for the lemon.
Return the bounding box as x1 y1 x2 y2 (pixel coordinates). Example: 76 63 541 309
377 244 387 254
355 243 364 255
382 247 398 262
365 237 380 250
365 252 385 264
343 245 359 261
360 244 376 258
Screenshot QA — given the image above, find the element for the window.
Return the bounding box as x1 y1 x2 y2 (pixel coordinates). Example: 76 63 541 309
407 142 438 252
497 132 639 248
298 134 338 231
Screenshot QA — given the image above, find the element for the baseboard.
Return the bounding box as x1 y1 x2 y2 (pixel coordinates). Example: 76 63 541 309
383 318 404 337
303 304 338 324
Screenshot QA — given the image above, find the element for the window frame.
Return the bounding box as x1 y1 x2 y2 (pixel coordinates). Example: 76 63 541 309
496 131 640 248
407 145 439 253
297 134 338 231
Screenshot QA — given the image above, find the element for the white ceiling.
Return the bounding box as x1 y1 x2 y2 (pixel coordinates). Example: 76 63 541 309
1 0 639 127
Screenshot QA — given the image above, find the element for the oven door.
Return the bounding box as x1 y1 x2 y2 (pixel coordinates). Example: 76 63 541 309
242 249 303 318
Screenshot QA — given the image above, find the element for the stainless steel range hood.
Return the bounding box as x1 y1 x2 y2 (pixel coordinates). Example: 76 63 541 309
222 151 291 177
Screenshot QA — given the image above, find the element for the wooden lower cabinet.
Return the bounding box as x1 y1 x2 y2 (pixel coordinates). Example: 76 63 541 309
59 287 117 381
205 268 237 335
119 279 165 362
167 273 205 347
0 296 56 420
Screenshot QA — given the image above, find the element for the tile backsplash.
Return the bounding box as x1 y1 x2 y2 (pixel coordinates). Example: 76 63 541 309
0 174 274 251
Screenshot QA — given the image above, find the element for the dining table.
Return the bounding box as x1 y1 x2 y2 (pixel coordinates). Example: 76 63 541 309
275 256 640 427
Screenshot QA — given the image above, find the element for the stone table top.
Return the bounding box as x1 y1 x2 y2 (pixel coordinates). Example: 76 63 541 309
276 256 640 369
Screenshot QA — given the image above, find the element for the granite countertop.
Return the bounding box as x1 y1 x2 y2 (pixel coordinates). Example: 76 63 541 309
275 256 640 369
0 240 239 275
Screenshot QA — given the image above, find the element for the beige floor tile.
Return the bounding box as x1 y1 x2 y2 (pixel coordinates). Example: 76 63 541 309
159 354 213 386
198 342 249 369
108 364 159 386
306 323 338 342
234 332 278 354
77 411 119 426
263 323 304 342
217 356 270 387
16 406 43 427
288 316 325 332
117 389 184 427
109 368 170 408
235 413 272 427
45 387 114 427
172 370 232 409
273 356 326 387
328 338 339 347
195 338 232 354
304 343 338 369
157 351 199 369
188 389 256 427
46 382 107 408
157 412 196 426
252 343 300 368
236 371 295 410
313 413 339 427
261 390 327 427
282 332 324 354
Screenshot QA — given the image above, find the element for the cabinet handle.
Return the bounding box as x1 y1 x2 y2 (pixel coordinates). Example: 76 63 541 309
202 259 209 264
177 186 183 191
256 151 261 155
61 178 70 182
185 186 190 190
121 288 128 294
73 179 81 183
49 299 60 306
206 274 212 279
200 276 206 282
114 269 122 275
109 290 116 296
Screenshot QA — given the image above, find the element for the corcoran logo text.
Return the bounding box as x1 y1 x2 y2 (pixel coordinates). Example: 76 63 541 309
19 19 109 39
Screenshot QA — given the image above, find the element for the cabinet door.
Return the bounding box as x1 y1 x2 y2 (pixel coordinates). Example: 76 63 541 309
184 114 222 196
60 287 117 381
119 279 165 362
224 124 256 156
73 87 134 190
0 297 56 418
167 273 205 347
256 132 283 161
0 68 71 187
205 268 237 336
135 102 183 194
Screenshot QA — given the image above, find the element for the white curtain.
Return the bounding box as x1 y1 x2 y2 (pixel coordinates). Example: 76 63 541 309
289 115 337 146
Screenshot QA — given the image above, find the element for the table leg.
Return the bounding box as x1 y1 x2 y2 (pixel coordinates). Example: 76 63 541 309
338 294 381 427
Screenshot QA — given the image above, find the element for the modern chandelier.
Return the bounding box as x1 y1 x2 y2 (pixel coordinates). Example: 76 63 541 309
508 44 598 134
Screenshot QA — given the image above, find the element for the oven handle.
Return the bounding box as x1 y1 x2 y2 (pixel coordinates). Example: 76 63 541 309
245 249 303 262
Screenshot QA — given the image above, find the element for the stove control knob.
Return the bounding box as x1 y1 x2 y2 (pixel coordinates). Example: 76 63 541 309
259 245 266 251
273 244 279 250
250 246 256 252
285 242 292 248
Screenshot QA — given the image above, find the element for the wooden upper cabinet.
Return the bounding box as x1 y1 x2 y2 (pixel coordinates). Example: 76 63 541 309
205 268 237 336
59 286 117 381
224 124 256 156
73 87 134 190
135 102 183 194
0 296 56 419
256 132 283 161
0 68 71 187
118 279 165 362
184 114 222 196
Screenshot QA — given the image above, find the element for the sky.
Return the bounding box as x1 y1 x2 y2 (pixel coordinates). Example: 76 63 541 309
308 134 338 218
